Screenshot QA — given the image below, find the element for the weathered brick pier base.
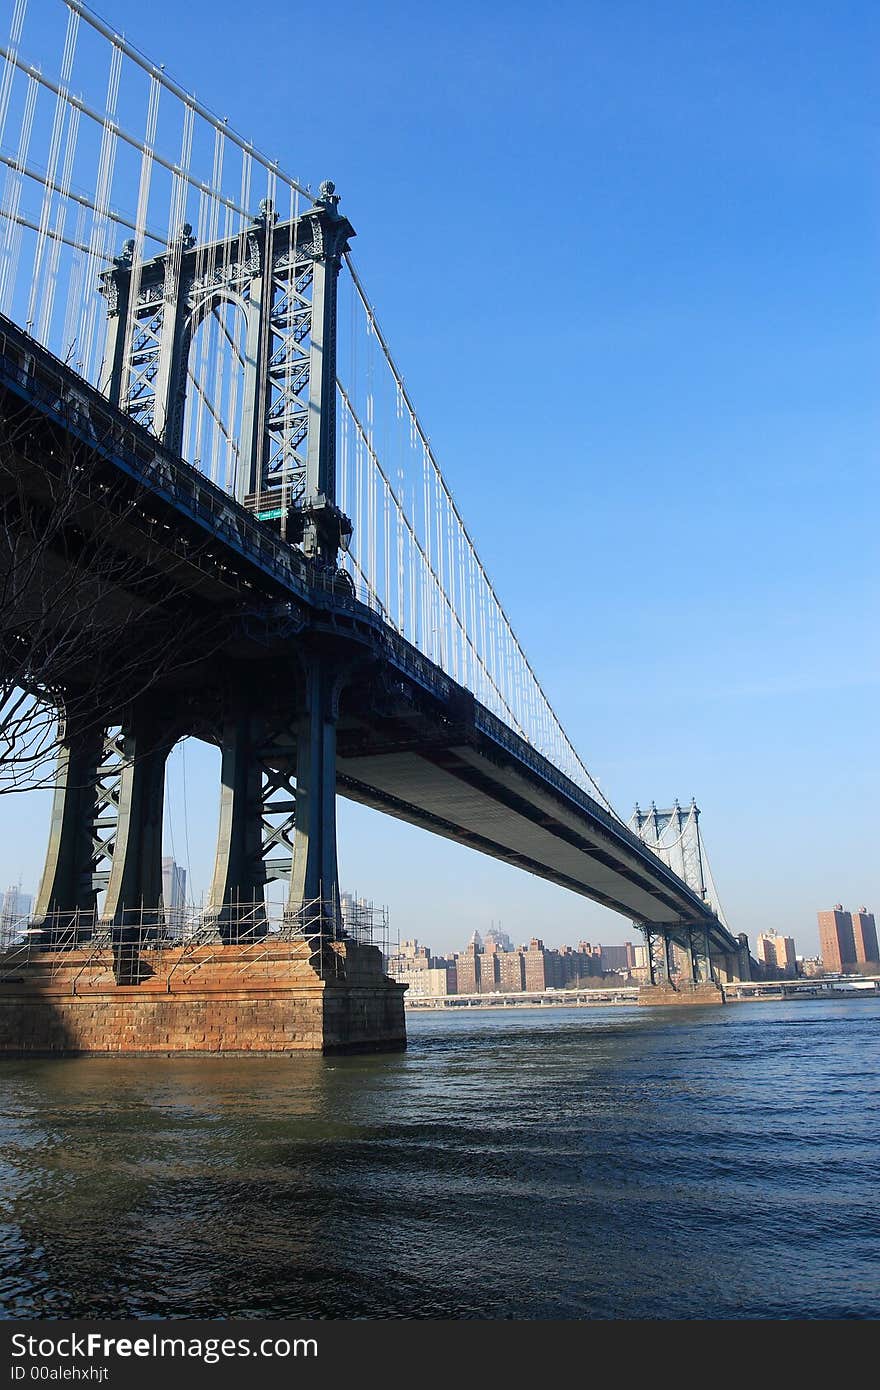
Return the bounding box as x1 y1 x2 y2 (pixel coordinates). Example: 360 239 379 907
638 981 724 1007
0 939 406 1055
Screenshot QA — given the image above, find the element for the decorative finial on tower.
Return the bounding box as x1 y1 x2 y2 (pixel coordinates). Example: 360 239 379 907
255 198 278 226
316 179 340 211
179 222 195 249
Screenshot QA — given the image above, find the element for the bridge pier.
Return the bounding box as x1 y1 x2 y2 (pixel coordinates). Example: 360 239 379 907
32 715 105 938
288 655 344 937
206 707 270 941
100 704 171 933
4 665 406 1054
637 920 725 1006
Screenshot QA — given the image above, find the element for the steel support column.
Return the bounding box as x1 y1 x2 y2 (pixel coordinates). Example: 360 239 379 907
100 245 133 405
663 928 676 985
298 184 354 563
101 706 171 931
207 709 268 940
688 925 700 983
33 716 105 933
641 924 657 985
150 226 194 454
288 657 344 937
238 209 273 507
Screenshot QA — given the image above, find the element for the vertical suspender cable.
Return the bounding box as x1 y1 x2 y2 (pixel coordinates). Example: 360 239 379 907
0 71 38 315
26 5 79 338
38 101 80 343
0 0 28 150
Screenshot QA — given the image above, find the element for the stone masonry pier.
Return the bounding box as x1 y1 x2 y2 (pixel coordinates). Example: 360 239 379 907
638 981 724 1006
0 938 406 1055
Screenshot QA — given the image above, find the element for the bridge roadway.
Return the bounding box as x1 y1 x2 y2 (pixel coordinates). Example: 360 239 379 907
0 314 738 958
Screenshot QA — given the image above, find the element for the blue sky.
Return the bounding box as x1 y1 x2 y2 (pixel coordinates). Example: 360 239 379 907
2 0 877 956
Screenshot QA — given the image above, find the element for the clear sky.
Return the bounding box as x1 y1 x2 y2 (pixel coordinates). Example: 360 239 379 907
2 0 877 957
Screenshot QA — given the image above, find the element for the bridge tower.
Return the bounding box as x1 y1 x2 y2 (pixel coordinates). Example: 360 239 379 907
630 800 749 997
34 186 357 942
100 180 354 562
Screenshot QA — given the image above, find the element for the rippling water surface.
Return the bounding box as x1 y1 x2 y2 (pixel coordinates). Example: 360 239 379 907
1 999 878 1319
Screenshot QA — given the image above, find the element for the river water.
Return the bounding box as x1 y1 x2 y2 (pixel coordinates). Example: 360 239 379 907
0 999 878 1320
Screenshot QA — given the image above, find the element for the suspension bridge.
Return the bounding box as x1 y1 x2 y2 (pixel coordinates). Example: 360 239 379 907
0 1 749 1052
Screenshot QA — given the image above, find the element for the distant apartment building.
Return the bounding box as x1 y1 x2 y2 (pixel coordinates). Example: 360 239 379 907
498 950 525 992
817 906 857 972
455 942 481 994
385 939 458 996
523 939 549 991
851 909 878 965
774 935 797 977
756 932 797 979
817 905 878 972
387 939 433 974
399 968 452 999
479 946 501 994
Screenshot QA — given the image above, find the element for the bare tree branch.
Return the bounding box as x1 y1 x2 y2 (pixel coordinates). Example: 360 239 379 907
0 384 236 794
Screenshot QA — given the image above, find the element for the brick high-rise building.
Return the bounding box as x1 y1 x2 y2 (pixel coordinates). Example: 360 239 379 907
479 949 501 994
455 944 480 994
523 939 547 991
851 909 878 965
817 906 857 972
498 951 525 992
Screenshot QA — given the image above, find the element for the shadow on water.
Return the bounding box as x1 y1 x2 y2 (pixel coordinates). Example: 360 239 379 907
1 1000 879 1318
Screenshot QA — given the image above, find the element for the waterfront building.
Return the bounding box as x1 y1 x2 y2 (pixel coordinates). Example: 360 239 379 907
393 967 451 998
757 932 797 979
851 909 878 966
386 939 433 974
498 950 525 992
386 940 459 997
817 906 857 972
774 935 797 977
772 934 795 978
456 943 481 994
523 939 548 991
479 948 501 994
